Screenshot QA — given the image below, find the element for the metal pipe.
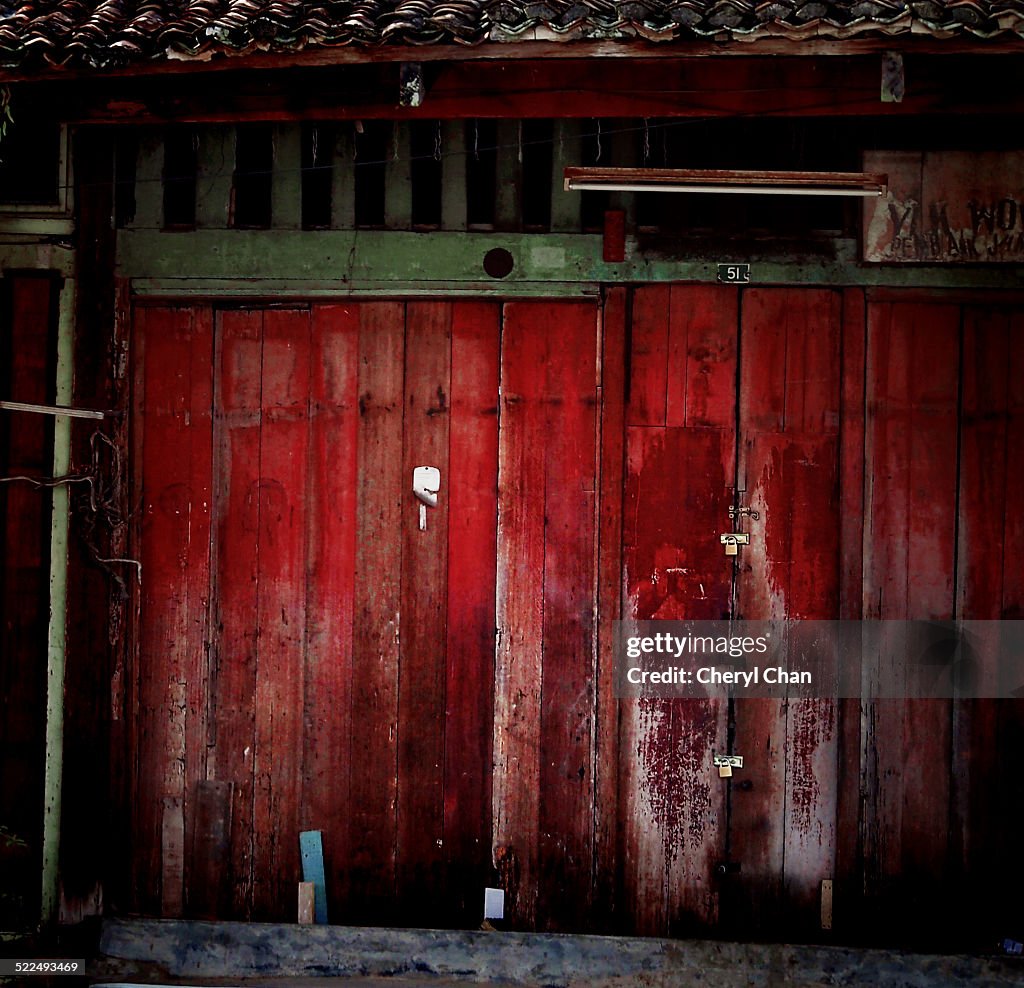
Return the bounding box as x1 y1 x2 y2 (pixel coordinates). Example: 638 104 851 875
41 276 76 925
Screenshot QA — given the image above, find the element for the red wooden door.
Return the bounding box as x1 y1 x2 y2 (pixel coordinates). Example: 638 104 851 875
132 298 601 927
623 285 846 937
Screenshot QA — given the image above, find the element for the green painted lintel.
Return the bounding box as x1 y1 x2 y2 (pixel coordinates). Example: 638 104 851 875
116 229 1024 291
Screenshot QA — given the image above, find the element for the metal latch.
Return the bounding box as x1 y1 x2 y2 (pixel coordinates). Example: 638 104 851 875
714 753 743 778
720 533 750 556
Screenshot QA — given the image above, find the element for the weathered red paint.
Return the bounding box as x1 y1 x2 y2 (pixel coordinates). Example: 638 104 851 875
622 285 736 936
302 304 359 919
863 302 959 937
128 288 1022 942
443 301 500 923
492 300 601 930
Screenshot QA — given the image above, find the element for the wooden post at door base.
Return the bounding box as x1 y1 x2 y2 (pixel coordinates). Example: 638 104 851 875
821 879 834 930
298 882 315 924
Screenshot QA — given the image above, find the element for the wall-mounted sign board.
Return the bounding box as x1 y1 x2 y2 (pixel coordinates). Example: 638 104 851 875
863 150 1024 263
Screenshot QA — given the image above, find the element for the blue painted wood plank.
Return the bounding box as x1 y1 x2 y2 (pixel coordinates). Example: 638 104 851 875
299 830 329 924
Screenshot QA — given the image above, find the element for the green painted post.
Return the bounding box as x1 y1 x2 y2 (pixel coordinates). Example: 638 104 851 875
196 126 235 229
384 122 412 231
272 124 302 231
441 121 466 232
494 121 522 232
550 120 582 234
41 276 75 926
331 126 355 231
132 130 164 230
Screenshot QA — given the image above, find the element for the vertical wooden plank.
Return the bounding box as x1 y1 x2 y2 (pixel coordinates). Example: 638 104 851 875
733 288 842 936
444 301 500 924
209 308 263 917
396 302 452 917
952 307 1024 942
297 881 315 924
494 121 522 232
349 302 405 921
299 830 329 923
136 305 214 917
302 304 360 921
271 124 302 230
835 288 866 931
626 285 670 428
863 301 959 938
251 308 310 919
594 287 627 930
537 300 600 931
188 779 233 919
195 126 235 228
493 300 547 928
550 120 582 234
441 121 467 232
621 285 736 937
161 796 184 917
666 285 737 430
385 122 412 231
331 127 356 230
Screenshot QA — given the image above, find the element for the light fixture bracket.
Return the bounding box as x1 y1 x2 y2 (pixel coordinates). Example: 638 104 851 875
563 167 888 198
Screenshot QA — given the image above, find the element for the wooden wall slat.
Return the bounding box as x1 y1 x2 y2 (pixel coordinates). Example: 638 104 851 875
493 300 548 928
594 287 627 931
135 305 215 917
953 307 1024 941
444 301 500 924
625 285 670 428
863 301 959 938
537 300 599 931
302 304 360 920
835 288 866 930
251 309 310 917
349 302 405 922
210 307 264 917
396 302 453 916
621 285 735 936
733 288 842 935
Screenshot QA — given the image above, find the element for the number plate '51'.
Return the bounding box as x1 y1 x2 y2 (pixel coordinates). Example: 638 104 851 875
717 263 751 284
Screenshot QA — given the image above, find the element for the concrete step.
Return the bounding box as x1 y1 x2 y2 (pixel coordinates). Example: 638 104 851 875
88 919 1024 988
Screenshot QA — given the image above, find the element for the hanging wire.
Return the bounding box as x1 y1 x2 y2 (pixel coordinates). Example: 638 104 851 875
643 117 650 164
55 103 875 203
434 120 442 162
473 119 479 161
517 120 523 164
312 125 319 166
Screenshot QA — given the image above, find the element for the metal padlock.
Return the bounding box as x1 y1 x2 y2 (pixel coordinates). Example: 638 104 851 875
720 533 750 556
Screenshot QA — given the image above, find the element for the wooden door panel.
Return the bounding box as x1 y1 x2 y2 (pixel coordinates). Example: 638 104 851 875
621 285 737 935
443 302 500 923
301 304 360 920
493 299 601 931
137 297 600 929
731 288 843 935
862 302 960 938
251 309 311 919
348 302 405 923
135 304 214 917
953 307 1024 941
